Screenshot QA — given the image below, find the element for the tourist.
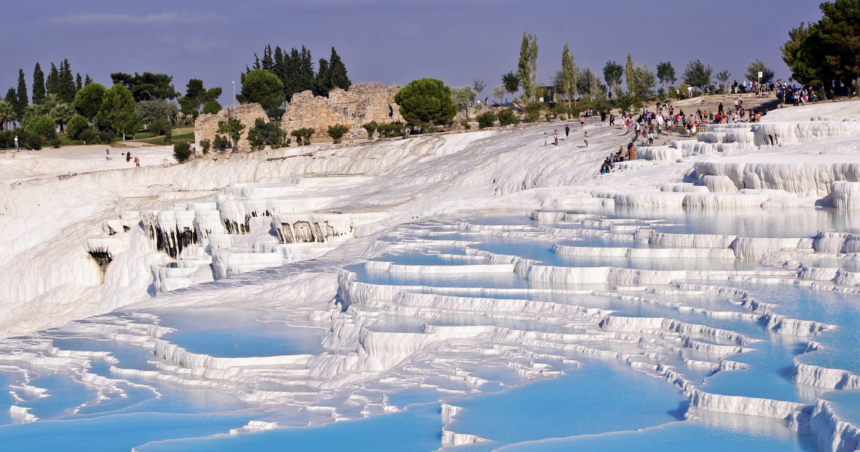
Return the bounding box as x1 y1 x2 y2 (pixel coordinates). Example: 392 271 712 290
349 133 354 144
564 124 570 138
609 114 615 126
580 115 585 130
106 149 111 161
584 131 588 148
134 156 140 167
126 152 132 163
544 132 547 146
554 130 559 146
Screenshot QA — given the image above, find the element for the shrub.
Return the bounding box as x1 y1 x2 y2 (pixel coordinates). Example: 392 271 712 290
67 115 90 140
202 100 221 115
49 137 62 148
290 129 303 146
393 78 457 126
173 142 192 163
376 123 405 138
213 134 230 151
26 115 57 141
148 120 170 137
163 128 172 143
497 109 519 127
266 107 285 120
247 119 288 150
327 124 349 143
476 111 496 129
362 121 377 140
98 131 115 144
21 131 42 150
79 128 98 144
200 138 211 154
216 117 245 150
301 128 314 145
460 120 471 130
524 102 542 123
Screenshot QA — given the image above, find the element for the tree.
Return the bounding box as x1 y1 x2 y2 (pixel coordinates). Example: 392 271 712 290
110 72 178 101
173 142 192 162
745 59 775 85
15 69 28 122
476 111 496 129
0 100 15 131
801 0 860 86
473 79 486 102
577 67 599 99
59 59 76 104
632 65 656 98
97 84 139 140
26 115 56 141
328 47 351 91
74 83 106 120
496 108 518 127
236 69 284 110
625 54 636 95
314 58 331 97
394 78 457 126
67 115 90 139
561 44 577 107
326 124 349 144
517 32 538 102
136 100 178 126
85 74 93 86
502 71 520 103
41 93 59 118
76 73 82 92
46 63 60 96
53 103 75 132
216 117 245 151
716 70 732 92
451 86 476 111
32 63 46 106
656 62 677 90
362 121 377 140
603 60 623 99
683 60 713 93
203 100 221 115
181 79 222 114
491 86 506 105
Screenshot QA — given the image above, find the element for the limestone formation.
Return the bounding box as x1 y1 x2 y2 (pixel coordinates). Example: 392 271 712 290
280 83 402 139
194 104 268 153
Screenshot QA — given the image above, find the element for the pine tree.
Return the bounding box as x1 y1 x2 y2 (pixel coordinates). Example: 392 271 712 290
47 63 60 96
5 88 17 128
85 74 93 86
328 47 351 91
299 46 315 95
262 45 274 71
76 73 82 92
314 58 331 97
15 69 28 122
32 63 46 106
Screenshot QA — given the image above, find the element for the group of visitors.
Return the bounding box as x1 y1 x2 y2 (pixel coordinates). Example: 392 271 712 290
599 144 637 174
108 149 140 166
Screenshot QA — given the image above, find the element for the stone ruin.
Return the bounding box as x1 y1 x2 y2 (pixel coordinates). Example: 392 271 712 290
280 83 402 139
194 104 269 153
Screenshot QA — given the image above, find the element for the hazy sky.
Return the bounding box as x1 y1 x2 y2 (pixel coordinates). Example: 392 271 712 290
1 0 823 103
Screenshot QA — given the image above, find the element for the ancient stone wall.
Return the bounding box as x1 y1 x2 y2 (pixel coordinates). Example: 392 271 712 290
280 83 402 139
194 103 268 153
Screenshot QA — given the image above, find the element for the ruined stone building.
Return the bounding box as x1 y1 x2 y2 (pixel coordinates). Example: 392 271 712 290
280 83 402 138
194 104 268 152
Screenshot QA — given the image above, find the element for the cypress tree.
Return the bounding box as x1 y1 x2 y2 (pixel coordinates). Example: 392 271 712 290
262 45 274 71
76 73 82 92
314 58 330 97
47 63 60 96
5 87 16 104
15 69 28 121
285 48 301 101
298 46 315 95
59 59 76 104
85 74 92 86
328 47 351 91
32 63 46 105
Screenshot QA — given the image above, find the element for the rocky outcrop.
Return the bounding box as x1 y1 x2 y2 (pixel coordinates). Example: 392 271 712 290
280 83 402 139
194 103 268 152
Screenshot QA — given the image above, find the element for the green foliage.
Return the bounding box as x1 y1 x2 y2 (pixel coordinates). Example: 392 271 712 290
247 119 288 150
615 94 635 113
460 120 471 130
15 69 28 122
523 102 542 123
200 138 211 154
266 107 285 119
745 59 774 85
217 117 246 150
603 61 623 99
74 83 106 120
290 128 315 145
476 111 496 129
783 1 860 86
212 134 230 151
136 100 178 126
683 60 713 93
21 130 42 150
173 142 192 163
163 127 172 143
53 103 75 131
203 100 221 115
497 108 518 127
237 69 285 109
110 72 178 101
32 63 46 106
98 84 139 138
26 115 56 140
147 120 170 137
451 86 477 111
518 32 539 102
326 124 349 143
632 65 656 98
362 121 378 140
181 79 222 114
0 100 17 131
502 71 520 100
376 123 405 138
49 137 62 148
66 115 89 139
328 47 351 91
624 54 636 95
394 78 457 126
79 128 98 144
57 59 77 104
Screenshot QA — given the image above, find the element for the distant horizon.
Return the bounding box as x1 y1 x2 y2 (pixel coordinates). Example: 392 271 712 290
1 0 823 104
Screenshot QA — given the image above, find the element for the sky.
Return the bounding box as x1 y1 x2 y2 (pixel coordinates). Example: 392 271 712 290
1 0 824 104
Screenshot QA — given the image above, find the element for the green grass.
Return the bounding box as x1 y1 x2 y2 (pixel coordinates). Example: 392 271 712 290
136 132 195 145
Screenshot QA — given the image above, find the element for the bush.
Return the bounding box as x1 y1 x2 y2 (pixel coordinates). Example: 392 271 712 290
266 107 285 120
393 78 457 126
21 131 42 150
200 138 211 154
173 142 192 163
376 123 405 138
26 115 57 141
67 115 90 140
497 109 519 127
460 120 471 130
202 100 221 115
290 128 315 145
98 131 115 144
362 121 377 140
79 128 98 144
147 120 170 137
213 134 230 151
524 102 542 123
49 137 62 148
163 127 172 143
327 124 349 144
247 119 288 150
476 111 496 129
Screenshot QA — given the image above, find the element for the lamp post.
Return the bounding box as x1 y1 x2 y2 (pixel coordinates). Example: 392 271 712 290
232 81 235 113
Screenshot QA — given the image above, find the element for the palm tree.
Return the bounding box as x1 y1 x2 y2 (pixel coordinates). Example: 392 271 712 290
22 104 44 124
41 93 59 118
53 103 75 133
0 100 16 131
